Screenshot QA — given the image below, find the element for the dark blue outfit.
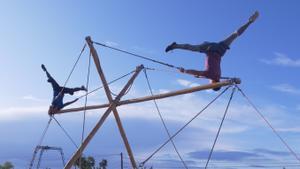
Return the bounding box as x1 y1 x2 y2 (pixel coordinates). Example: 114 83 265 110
43 66 84 110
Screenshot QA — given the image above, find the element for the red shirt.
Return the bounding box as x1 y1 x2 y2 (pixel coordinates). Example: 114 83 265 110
203 52 222 81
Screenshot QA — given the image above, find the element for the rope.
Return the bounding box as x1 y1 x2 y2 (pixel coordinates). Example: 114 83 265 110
81 52 91 142
92 41 238 81
76 70 135 100
145 67 182 76
53 43 87 102
52 116 78 148
37 117 53 146
110 82 133 98
204 87 236 169
141 86 232 166
110 91 118 97
62 43 87 89
29 117 53 169
143 69 189 169
79 52 92 168
92 41 182 70
236 86 300 163
145 67 238 80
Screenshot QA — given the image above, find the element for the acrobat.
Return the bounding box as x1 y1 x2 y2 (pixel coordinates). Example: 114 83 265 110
41 64 87 114
165 11 259 91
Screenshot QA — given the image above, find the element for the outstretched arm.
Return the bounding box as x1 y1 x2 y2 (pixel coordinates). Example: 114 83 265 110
179 67 206 78
222 11 259 47
62 98 79 109
165 42 211 53
63 86 87 95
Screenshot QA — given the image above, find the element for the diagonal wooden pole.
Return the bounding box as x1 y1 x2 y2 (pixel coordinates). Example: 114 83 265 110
57 79 241 114
64 64 142 168
86 36 138 169
64 64 143 169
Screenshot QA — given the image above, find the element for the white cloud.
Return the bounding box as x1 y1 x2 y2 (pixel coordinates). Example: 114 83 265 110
176 79 213 94
104 41 119 47
0 91 105 121
73 90 90 98
0 106 48 121
177 79 191 87
77 82 295 139
131 45 156 56
2 84 297 162
158 89 170 94
177 79 200 88
277 127 300 133
2 82 295 138
271 83 300 95
22 95 47 102
260 52 300 67
86 91 267 135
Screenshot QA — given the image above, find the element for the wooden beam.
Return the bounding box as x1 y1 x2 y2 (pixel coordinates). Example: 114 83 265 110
120 78 240 105
57 78 241 114
64 37 142 169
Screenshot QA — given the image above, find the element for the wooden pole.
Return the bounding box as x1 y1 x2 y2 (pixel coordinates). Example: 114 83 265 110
87 36 138 169
119 79 240 105
57 79 241 114
64 36 142 169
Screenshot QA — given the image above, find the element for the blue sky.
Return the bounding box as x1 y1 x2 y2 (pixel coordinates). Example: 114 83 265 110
0 0 300 168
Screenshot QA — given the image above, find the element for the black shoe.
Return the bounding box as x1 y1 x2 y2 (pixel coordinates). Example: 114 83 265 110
41 64 46 72
213 87 221 91
81 85 87 91
211 79 221 91
165 42 177 53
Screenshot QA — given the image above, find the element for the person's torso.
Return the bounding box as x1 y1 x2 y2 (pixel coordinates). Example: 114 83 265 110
204 53 222 80
204 42 228 56
52 88 64 108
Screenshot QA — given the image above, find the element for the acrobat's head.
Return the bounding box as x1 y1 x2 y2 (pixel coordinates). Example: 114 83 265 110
211 79 221 91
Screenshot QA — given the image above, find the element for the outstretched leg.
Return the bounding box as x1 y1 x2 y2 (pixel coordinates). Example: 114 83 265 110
61 98 79 109
165 42 209 53
221 11 259 47
63 86 87 95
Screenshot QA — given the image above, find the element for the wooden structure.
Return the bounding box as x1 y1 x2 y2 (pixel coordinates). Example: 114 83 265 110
56 78 240 114
61 36 240 169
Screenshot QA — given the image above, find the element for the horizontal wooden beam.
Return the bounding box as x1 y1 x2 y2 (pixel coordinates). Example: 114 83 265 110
56 78 240 115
